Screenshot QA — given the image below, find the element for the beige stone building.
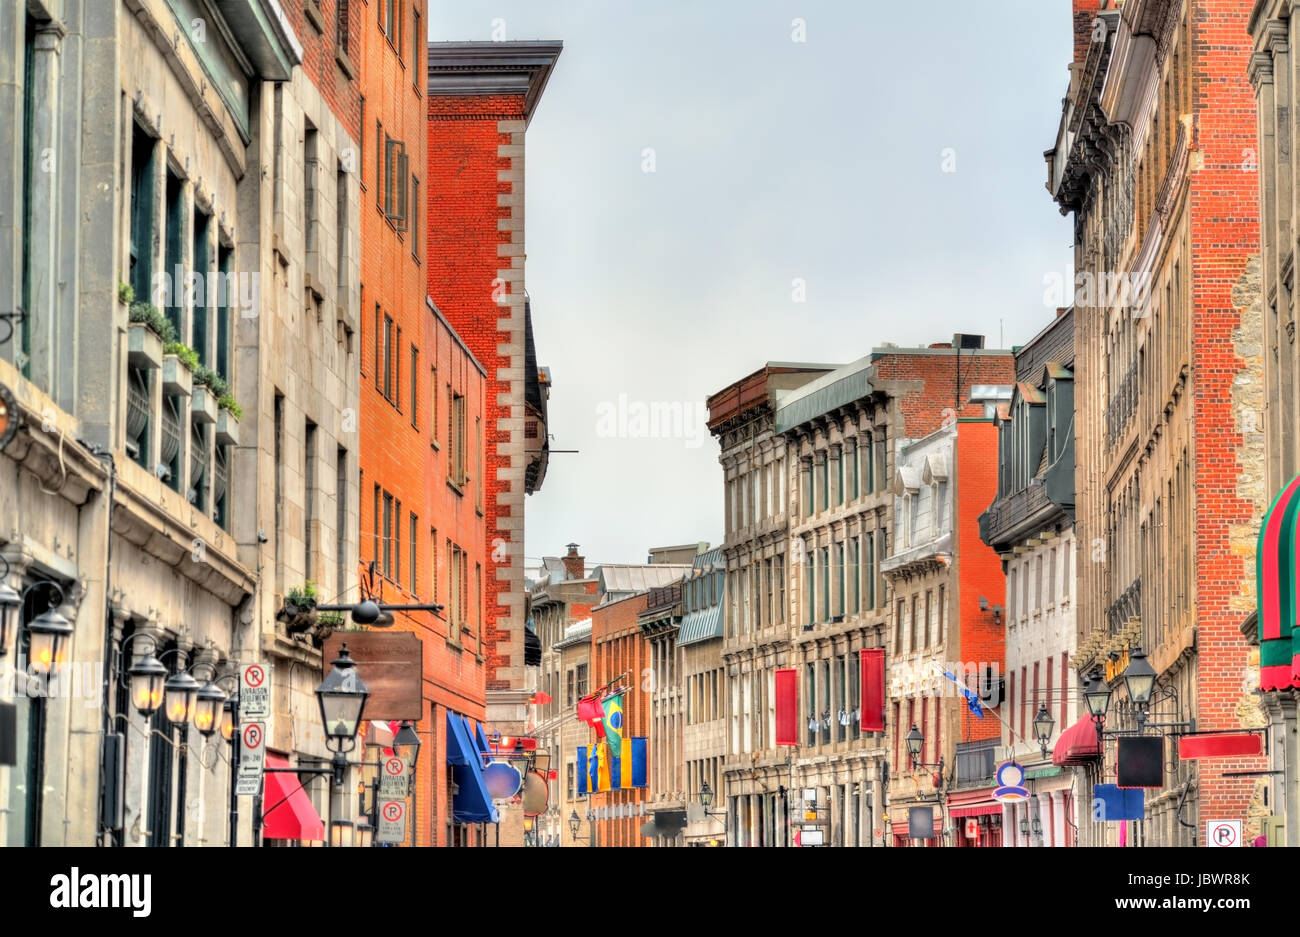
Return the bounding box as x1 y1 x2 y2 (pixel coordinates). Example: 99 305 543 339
0 0 359 847
678 548 727 846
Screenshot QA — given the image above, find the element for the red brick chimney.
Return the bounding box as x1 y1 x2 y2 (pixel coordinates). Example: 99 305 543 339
563 543 585 580
1074 0 1103 66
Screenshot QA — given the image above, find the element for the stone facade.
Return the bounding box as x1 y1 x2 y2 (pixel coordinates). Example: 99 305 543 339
1048 0 1267 846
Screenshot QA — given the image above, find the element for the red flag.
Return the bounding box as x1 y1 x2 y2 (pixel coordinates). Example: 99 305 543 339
533 691 553 705
860 649 885 732
775 669 797 745
576 694 606 739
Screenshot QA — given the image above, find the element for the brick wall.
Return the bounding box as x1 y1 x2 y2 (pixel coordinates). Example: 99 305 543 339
1189 0 1268 830
872 350 1016 438
590 593 651 847
426 92 529 694
280 0 361 141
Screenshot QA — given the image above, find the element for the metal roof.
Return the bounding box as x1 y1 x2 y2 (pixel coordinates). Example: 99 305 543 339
774 356 874 434
596 564 693 598
678 605 723 647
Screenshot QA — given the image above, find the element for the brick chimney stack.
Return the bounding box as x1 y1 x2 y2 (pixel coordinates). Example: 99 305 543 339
563 543 585 580
1074 0 1103 66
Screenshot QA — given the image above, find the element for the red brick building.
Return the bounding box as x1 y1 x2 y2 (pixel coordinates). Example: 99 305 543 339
589 592 652 848
425 42 562 750
1047 0 1266 845
356 6 490 846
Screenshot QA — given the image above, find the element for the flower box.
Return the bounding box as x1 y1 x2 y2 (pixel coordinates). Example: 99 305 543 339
191 385 217 424
127 322 163 370
161 354 192 398
215 407 240 446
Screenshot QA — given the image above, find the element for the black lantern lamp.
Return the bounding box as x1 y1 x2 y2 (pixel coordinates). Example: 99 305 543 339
193 681 227 736
27 605 73 676
1033 704 1055 757
220 696 236 742
330 818 355 848
316 643 370 751
356 815 374 848
1124 648 1158 707
699 780 714 809
128 653 168 717
905 724 924 767
1083 675 1112 721
393 721 421 771
163 668 201 726
568 810 581 839
0 579 19 657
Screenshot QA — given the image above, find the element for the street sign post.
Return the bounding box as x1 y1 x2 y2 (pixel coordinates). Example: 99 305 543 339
377 800 406 844
235 721 266 797
377 755 409 799
238 664 270 722
1207 820 1241 848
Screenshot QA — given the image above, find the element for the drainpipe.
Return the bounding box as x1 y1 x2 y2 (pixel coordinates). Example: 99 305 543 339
90 447 117 846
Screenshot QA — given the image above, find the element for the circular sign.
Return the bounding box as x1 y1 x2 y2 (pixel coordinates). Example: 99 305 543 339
521 770 549 816
382 801 404 823
384 756 405 777
482 761 523 800
242 724 262 748
244 665 265 688
993 760 1030 802
1210 821 1239 847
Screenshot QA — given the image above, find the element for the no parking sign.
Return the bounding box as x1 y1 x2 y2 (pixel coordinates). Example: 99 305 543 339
378 800 406 844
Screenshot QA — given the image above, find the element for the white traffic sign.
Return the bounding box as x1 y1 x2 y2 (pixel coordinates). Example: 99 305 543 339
377 800 406 844
1207 819 1241 848
239 663 270 721
378 755 410 799
235 721 266 797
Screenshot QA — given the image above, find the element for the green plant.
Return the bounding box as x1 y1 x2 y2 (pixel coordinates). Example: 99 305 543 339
286 581 319 607
128 302 176 343
316 611 345 627
163 343 199 371
217 394 243 420
193 365 229 397
118 281 134 305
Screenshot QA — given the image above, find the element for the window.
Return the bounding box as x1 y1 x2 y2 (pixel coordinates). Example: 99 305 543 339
475 417 483 513
395 326 402 410
894 600 904 654
192 207 211 362
576 663 588 698
129 123 155 307
848 439 858 499
372 484 381 565
1048 547 1057 603
412 8 421 78
475 562 482 650
382 134 409 230
336 163 348 291
1062 540 1072 598
411 175 420 259
910 594 918 651
382 491 393 578
274 393 285 587
1035 555 1043 611
304 121 319 256
393 498 402 586
775 555 785 623
1008 567 1017 621
375 119 382 201
409 512 418 594
304 420 317 579
865 533 875 610
566 669 575 707
410 346 419 427
430 527 438 602
336 0 350 54
381 314 394 401
836 542 846 617
430 367 439 444
448 391 466 486
336 447 348 597
819 547 830 622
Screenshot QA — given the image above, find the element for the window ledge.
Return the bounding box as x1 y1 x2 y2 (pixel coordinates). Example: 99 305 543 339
430 439 440 451
446 479 464 497
335 47 356 80
303 2 325 35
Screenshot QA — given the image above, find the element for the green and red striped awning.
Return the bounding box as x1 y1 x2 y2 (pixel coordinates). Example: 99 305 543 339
1258 475 1300 690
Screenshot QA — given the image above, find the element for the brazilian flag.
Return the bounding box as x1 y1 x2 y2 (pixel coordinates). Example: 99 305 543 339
601 691 626 753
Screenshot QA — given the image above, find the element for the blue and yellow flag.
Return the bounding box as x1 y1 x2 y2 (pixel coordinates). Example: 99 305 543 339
601 690 626 753
576 738 647 793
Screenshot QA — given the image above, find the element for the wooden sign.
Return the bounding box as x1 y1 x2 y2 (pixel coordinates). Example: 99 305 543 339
322 631 422 720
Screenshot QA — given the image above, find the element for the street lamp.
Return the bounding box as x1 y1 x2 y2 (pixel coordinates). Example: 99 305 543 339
26 605 73 676
330 819 355 848
316 643 370 748
193 681 226 736
1124 647 1157 707
393 721 421 771
356 816 374 848
905 724 924 767
1083 675 1111 720
699 780 713 809
0 579 18 657
219 696 236 742
163 669 201 726
129 652 168 717
1033 704 1055 758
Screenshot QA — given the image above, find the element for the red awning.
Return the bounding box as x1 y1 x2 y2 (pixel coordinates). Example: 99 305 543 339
948 804 1002 819
1053 716 1101 766
262 754 325 841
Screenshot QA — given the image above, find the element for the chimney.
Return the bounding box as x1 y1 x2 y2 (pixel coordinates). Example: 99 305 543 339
563 543 585 580
1074 1 1102 66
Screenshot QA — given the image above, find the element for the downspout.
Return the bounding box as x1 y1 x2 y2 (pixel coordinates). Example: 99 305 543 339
91 446 117 846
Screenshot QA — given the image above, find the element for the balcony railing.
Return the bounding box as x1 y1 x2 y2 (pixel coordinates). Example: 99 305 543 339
954 740 997 789
160 398 181 469
1106 575 1142 635
980 480 1053 548
1106 363 1137 449
126 370 149 460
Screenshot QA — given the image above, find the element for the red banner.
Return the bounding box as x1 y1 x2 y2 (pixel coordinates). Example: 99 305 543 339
775 669 797 746
861 648 885 732
1177 733 1263 759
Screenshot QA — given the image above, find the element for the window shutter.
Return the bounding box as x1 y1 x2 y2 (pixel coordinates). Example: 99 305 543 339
395 145 409 232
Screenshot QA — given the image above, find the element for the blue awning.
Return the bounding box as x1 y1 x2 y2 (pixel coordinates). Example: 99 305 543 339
473 719 491 756
446 712 499 823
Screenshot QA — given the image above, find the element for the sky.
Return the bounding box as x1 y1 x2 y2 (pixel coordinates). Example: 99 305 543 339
427 0 1076 572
